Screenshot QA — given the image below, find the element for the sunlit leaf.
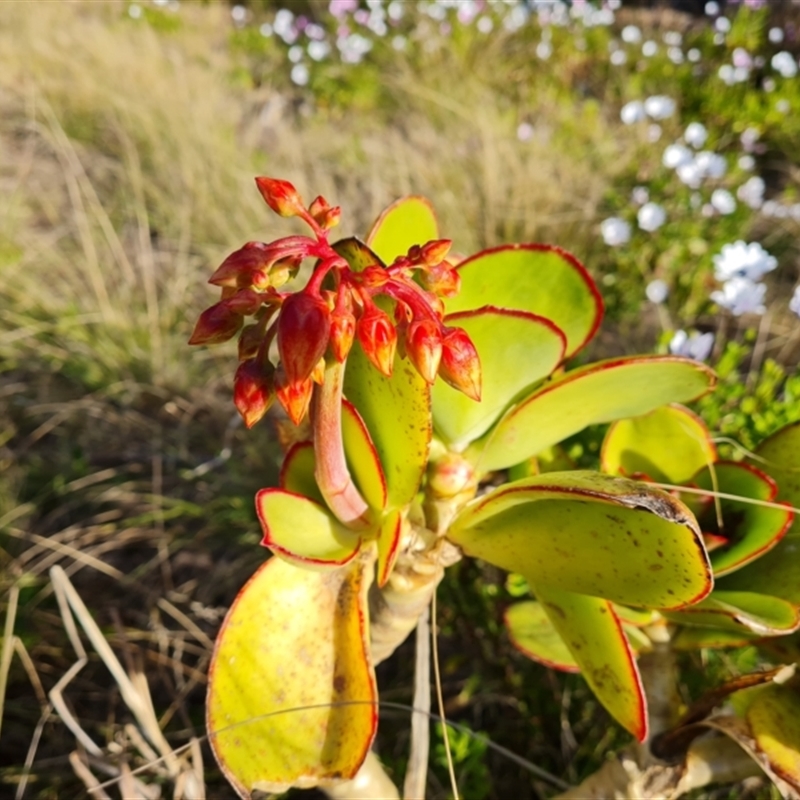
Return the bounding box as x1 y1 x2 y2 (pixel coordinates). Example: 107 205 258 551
332 236 386 273
479 356 715 473
377 507 403 587
665 590 800 636
747 685 800 793
505 600 580 673
448 471 712 609
280 442 324 505
432 308 566 448
689 462 792 577
601 404 716 485
342 400 387 512
533 583 648 741
207 556 377 795
446 244 603 358
365 196 439 264
256 489 361 568
344 345 431 510
672 626 762 650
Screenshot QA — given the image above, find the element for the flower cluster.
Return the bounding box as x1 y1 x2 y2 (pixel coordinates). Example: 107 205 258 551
711 241 777 316
189 178 480 427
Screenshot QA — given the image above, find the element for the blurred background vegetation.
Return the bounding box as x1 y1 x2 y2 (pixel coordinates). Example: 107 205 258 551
1 0 800 797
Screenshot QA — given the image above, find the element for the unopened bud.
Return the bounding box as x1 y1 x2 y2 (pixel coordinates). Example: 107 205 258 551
405 318 443 384
255 177 305 218
277 292 331 383
209 242 272 288
421 239 452 266
275 370 314 426
188 302 244 345
238 323 263 360
439 326 482 401
330 309 356 362
357 307 397 377
309 195 342 230
234 358 275 428
222 288 264 316
421 263 461 297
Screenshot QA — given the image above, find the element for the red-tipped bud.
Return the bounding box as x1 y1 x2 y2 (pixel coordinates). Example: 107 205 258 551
233 358 275 428
277 292 331 383
330 309 356 362
255 177 305 218
222 288 264 316
405 318 443 384
420 263 461 298
361 266 390 288
188 302 244 345
439 326 482 401
238 323 263 360
357 307 397 377
275 371 314 426
310 357 326 385
309 196 342 230
420 239 452 266
209 242 272 288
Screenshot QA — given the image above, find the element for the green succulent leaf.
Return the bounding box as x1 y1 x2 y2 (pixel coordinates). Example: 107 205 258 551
448 471 712 609
445 244 603 358
332 236 386 273
376 507 403 587
280 442 324 505
746 683 800 792
665 590 800 636
505 600 580 673
344 345 431 511
432 308 566 448
479 356 716 473
689 462 792 578
256 489 362 568
533 584 648 741
601 405 717 485
207 555 377 794
342 399 388 512
718 423 800 603
672 627 762 651
365 196 439 264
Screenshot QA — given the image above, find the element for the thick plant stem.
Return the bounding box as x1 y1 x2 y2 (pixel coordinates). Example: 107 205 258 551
313 360 371 529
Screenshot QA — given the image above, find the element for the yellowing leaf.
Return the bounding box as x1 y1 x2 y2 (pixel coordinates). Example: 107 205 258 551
207 556 377 795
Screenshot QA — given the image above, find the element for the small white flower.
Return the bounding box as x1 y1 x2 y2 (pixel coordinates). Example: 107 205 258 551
718 64 736 85
663 30 682 46
772 51 798 79
790 286 800 317
307 40 331 61
517 122 534 142
642 40 658 57
637 202 666 232
677 160 703 189
610 49 627 66
711 277 766 316
621 25 641 44
646 279 669 304
647 124 662 143
738 155 756 171
688 48 701 62
663 143 693 169
705 1 720 15
644 95 675 120
695 150 727 179
764 78 776 92
769 27 785 44
231 4 247 23
737 176 765 209
128 3 142 18
288 45 304 63
670 330 715 361
631 186 649 205
713 241 777 282
740 127 760 151
711 188 736 215
536 40 553 59
777 99 791 114
600 217 631 246
477 16 493 34
715 16 731 34
668 47 684 65
620 100 646 125
290 63 310 85
684 122 708 149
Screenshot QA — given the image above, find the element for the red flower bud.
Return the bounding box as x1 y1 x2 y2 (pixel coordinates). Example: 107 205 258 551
420 263 461 298
420 239 452 266
208 242 273 289
255 177 305 218
188 302 244 345
405 318 443 384
222 288 264 316
361 266 390 288
275 371 314 426
277 292 331 383
309 196 342 230
233 358 275 428
439 326 482 401
330 309 356 362
357 307 397 377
